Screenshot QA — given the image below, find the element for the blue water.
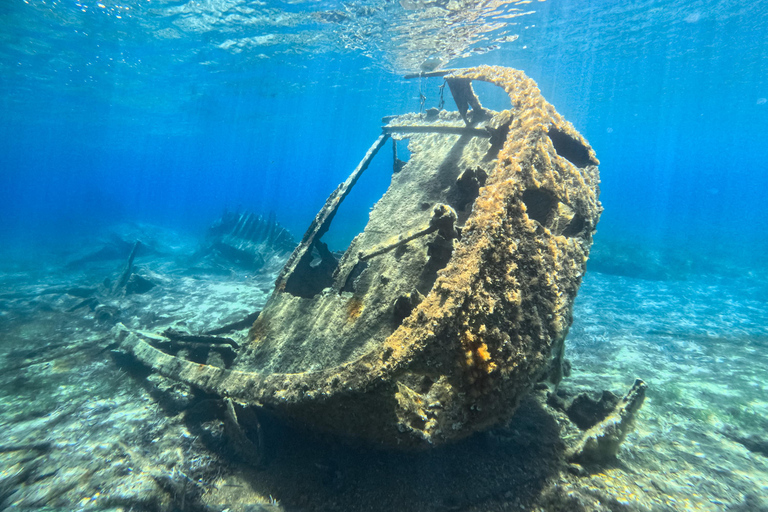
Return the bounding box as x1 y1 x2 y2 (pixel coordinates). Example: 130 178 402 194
3 2 768 509
1 0 767 269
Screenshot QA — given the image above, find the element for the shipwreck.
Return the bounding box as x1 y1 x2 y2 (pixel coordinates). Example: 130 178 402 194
118 65 602 449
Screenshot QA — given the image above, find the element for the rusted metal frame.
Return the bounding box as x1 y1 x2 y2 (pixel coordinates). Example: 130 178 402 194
274 132 390 291
446 78 485 126
358 224 437 262
402 69 459 79
383 125 490 138
402 69 485 127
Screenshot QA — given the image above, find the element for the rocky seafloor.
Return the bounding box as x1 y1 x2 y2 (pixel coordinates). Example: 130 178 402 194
1 223 767 512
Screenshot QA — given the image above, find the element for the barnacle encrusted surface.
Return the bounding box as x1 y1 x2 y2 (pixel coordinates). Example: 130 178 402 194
120 65 601 449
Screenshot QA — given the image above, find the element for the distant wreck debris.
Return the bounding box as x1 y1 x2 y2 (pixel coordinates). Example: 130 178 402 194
63 223 181 269
112 240 142 296
193 210 296 272
119 66 602 449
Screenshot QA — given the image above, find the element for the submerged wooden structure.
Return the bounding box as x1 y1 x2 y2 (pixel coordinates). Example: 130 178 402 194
119 66 602 449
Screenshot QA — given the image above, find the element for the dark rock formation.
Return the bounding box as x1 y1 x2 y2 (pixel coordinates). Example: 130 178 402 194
566 379 647 464
566 390 621 430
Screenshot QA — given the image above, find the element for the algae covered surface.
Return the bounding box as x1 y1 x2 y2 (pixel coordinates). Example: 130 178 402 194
1 229 767 511
117 66 602 450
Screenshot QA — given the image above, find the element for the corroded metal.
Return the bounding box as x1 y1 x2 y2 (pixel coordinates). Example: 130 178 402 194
119 66 602 449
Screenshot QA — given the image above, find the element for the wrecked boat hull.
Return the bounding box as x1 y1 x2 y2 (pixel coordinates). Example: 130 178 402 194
120 65 601 449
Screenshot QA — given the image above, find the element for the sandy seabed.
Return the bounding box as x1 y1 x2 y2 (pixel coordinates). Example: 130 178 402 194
1 231 767 512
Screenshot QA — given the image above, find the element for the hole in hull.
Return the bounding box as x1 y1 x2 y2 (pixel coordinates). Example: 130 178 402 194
393 139 410 173
462 80 513 112
562 214 587 237
522 188 557 226
453 167 488 212
547 127 594 168
284 240 338 298
341 260 368 293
